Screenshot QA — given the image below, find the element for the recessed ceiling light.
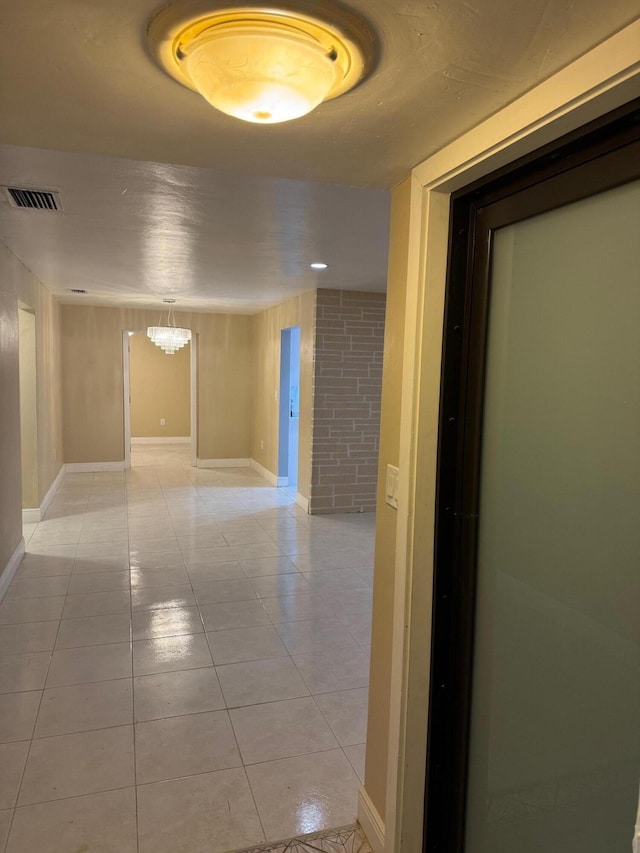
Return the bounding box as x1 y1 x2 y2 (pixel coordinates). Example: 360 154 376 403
148 3 374 124
310 262 328 269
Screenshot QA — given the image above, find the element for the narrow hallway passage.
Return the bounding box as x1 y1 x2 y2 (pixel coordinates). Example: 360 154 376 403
0 444 374 853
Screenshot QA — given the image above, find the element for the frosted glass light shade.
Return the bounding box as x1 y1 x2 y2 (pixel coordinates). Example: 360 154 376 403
148 5 372 127
183 27 337 123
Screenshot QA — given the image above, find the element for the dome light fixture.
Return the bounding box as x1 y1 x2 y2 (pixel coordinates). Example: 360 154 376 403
147 2 373 124
310 262 328 269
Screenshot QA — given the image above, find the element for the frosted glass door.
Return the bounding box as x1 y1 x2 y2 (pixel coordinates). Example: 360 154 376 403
464 180 640 852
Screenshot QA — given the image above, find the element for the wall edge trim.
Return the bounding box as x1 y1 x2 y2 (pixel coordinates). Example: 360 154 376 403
413 20 640 192
65 462 126 473
23 462 65 522
358 787 385 853
0 539 25 603
39 463 65 519
250 458 278 485
294 492 310 513
197 458 251 469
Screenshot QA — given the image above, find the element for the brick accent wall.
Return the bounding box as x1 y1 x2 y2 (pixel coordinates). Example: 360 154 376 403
309 289 386 514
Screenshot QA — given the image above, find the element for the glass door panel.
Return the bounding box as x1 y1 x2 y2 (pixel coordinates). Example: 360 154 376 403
464 180 640 852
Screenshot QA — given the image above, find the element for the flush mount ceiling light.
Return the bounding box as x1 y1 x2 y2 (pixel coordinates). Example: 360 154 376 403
147 1 373 124
147 300 192 354
310 262 328 269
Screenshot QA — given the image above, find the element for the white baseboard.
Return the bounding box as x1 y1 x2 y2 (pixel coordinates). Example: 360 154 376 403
250 458 278 485
197 458 250 469
358 787 385 853
65 461 126 473
0 539 25 603
21 463 66 524
131 436 190 444
41 463 65 516
295 492 310 513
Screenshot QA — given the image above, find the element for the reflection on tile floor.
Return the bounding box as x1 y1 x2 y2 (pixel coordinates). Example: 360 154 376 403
233 823 372 853
0 443 374 853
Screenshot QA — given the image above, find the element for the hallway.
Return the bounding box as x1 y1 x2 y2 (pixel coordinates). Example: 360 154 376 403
0 444 374 853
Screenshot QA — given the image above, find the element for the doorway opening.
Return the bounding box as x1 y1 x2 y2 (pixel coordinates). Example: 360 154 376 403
123 329 197 469
18 306 39 524
278 325 300 495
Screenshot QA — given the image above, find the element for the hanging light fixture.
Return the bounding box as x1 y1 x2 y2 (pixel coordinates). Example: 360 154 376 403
147 2 373 124
147 300 192 354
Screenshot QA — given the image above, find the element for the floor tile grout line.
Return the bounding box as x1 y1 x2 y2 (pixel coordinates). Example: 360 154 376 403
240 762 269 846
226 702 347 766
9 453 371 848
39 666 132 693
128 520 141 853
3 579 72 601
1 618 368 659
340 743 365 784
21 720 136 744
1 608 96 629
4 577 67 850
12 779 137 812
224 693 269 844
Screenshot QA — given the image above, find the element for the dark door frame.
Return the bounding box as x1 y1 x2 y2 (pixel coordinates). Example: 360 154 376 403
422 99 640 853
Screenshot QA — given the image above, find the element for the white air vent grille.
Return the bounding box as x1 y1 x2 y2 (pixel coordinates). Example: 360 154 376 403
3 187 62 211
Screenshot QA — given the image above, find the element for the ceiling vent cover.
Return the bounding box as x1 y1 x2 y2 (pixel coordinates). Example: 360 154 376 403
2 187 62 211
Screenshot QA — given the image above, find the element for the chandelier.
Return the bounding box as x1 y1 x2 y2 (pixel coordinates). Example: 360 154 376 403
147 303 192 354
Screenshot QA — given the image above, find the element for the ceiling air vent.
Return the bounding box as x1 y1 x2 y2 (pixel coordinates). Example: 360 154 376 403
2 187 62 211
66 288 87 295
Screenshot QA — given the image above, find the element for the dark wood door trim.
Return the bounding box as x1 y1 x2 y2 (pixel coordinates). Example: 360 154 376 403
422 99 640 853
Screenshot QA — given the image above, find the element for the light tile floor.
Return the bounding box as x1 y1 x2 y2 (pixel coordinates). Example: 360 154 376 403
0 444 373 853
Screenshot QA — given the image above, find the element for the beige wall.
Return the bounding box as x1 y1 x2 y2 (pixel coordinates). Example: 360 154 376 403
0 242 63 573
18 309 38 508
61 306 252 463
0 282 21 571
251 291 316 500
364 179 411 819
36 285 64 504
130 333 190 437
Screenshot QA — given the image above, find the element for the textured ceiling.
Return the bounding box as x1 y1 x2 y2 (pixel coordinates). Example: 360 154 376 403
1 0 638 188
0 1 637 311
0 145 389 312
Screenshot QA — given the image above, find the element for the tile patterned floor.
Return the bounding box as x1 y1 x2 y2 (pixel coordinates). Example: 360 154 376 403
0 443 374 853
233 823 372 852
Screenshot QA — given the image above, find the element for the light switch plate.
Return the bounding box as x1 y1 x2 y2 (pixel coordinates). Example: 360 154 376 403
386 464 399 510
